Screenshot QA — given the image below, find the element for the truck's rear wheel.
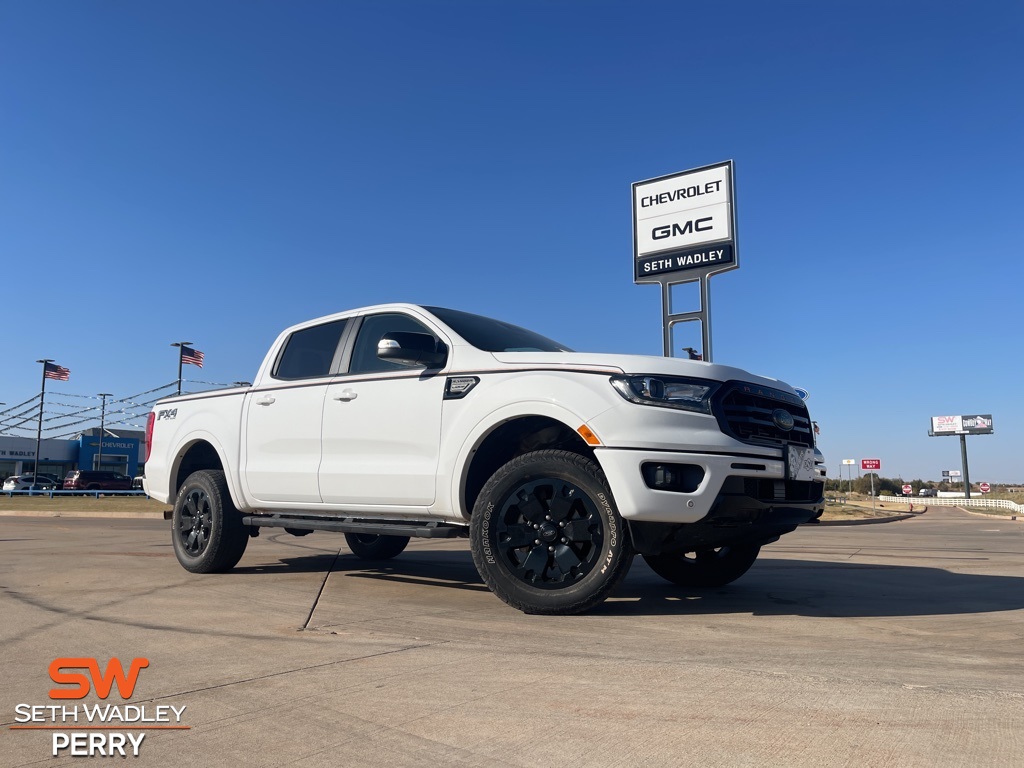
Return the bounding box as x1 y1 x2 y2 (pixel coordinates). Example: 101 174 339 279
171 470 248 573
344 533 410 560
642 544 760 588
470 450 633 615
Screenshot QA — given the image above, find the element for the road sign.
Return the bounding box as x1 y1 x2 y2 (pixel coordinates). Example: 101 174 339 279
902 484 913 495
861 458 881 471
633 161 737 282
980 482 991 493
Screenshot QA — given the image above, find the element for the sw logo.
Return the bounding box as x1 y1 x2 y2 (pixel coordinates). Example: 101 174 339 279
14 657 189 758
49 657 150 700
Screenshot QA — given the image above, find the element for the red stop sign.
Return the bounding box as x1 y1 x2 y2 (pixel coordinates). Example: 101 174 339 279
980 482 991 493
902 484 913 495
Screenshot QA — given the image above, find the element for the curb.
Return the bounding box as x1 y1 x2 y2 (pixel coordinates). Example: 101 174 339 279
958 507 1024 523
815 512 920 527
0 510 169 520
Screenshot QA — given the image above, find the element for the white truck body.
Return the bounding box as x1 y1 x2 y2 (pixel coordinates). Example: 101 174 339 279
146 304 825 614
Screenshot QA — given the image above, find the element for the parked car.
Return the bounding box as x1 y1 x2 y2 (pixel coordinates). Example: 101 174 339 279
63 470 133 491
132 475 145 490
3 474 59 491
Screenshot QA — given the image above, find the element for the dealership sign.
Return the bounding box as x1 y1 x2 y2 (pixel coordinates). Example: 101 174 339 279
930 414 994 435
632 161 737 282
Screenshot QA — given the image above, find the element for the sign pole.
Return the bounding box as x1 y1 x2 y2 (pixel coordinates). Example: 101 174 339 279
659 275 713 360
960 434 971 500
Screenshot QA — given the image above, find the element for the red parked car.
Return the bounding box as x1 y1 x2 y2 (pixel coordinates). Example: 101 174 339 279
62 470 133 491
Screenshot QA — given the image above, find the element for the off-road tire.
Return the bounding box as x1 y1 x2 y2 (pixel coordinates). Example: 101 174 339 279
344 533 410 560
171 469 248 573
643 544 761 588
470 449 633 615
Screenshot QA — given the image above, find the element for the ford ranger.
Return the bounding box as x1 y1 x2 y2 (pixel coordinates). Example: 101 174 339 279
145 304 825 614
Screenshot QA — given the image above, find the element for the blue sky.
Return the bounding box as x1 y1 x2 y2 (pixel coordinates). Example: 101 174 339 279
2 1 1021 482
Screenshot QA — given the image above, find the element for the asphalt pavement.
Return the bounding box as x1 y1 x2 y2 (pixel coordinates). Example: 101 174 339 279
2 506 1022 767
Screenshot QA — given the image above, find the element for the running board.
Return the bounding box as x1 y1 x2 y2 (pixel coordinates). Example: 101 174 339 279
241 515 467 538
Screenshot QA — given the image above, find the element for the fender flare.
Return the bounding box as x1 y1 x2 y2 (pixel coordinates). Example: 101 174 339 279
447 400 598 519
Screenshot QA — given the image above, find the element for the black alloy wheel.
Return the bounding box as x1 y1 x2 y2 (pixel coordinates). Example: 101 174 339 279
171 469 248 573
178 486 213 557
492 477 603 588
471 450 633 614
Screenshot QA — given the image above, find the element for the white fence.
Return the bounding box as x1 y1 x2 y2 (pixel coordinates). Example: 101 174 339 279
879 495 1023 514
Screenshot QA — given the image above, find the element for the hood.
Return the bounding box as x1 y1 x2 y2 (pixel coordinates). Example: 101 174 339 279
488 351 795 392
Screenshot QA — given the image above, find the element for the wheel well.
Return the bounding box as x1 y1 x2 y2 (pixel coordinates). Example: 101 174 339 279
174 441 224 497
462 416 595 519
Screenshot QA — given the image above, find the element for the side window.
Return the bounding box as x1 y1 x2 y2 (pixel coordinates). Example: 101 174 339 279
349 313 438 374
274 319 348 380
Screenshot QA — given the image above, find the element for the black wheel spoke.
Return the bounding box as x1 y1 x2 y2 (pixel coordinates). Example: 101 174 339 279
562 519 595 543
516 491 546 523
552 543 581 572
518 545 549 578
501 523 536 548
547 487 574 521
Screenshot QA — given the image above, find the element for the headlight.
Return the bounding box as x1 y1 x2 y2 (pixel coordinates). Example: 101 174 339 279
610 375 719 414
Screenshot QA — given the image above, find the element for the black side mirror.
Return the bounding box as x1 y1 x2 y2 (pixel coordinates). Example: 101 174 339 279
376 332 447 368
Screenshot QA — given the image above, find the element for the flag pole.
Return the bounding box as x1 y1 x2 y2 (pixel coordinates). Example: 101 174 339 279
33 359 53 490
171 341 192 397
97 393 112 471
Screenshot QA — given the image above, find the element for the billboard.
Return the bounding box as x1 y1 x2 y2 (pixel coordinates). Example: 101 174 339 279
929 414 994 436
632 161 737 282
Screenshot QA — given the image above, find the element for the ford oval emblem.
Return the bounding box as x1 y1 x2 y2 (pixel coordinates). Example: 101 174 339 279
772 409 795 431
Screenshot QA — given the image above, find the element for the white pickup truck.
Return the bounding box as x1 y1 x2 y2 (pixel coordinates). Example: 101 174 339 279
145 304 825 614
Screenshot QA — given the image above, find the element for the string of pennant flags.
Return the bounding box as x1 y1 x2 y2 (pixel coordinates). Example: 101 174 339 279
0 346 222 439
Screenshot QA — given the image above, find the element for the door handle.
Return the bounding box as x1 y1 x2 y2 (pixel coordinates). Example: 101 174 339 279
333 389 358 402
255 395 276 406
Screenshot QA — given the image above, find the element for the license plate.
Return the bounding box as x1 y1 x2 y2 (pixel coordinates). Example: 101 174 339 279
786 445 816 481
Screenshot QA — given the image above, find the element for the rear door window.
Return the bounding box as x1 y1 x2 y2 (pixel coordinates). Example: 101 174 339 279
274 319 349 380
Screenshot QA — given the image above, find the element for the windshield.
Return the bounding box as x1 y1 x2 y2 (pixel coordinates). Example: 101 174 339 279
425 307 572 353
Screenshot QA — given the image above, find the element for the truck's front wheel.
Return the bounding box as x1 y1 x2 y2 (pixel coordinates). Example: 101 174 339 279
171 470 248 573
642 544 760 588
470 450 633 615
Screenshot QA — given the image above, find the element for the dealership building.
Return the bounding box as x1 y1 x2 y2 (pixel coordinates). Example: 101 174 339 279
0 429 144 480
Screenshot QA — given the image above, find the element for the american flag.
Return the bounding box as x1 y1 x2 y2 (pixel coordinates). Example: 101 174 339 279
181 346 205 368
44 362 70 381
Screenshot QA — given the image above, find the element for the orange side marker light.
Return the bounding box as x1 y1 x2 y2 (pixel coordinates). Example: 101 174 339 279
577 424 601 446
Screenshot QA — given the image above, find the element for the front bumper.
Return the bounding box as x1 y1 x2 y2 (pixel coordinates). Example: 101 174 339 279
596 447 825 525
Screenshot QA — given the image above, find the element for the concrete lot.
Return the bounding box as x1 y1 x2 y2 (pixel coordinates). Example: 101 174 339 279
2 506 1022 767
